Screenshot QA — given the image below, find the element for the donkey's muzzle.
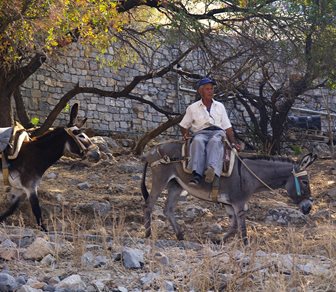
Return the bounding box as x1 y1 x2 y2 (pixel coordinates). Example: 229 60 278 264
299 199 313 215
86 145 101 162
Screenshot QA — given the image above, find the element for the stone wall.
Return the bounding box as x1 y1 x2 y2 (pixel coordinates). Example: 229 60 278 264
21 43 198 137
21 43 336 138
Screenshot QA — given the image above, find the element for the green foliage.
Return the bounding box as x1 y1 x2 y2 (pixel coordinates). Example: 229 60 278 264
63 103 70 113
291 145 303 156
30 117 40 126
326 72 336 90
0 0 126 72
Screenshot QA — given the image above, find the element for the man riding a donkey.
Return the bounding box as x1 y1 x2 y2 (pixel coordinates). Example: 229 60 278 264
142 77 316 245
179 77 241 185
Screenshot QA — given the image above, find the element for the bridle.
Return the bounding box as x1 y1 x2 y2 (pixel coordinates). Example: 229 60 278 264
232 148 311 199
64 127 91 155
292 168 309 197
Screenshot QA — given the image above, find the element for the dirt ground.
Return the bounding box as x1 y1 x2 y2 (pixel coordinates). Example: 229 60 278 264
2 149 335 258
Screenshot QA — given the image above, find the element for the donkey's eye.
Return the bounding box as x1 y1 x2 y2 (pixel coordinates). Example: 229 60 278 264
72 129 81 135
78 134 86 139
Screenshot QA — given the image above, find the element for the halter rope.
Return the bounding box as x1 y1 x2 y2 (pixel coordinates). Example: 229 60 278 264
226 140 305 197
221 140 277 192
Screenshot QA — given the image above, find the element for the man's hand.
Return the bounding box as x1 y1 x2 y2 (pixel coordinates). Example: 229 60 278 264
181 127 191 140
231 143 241 152
183 133 191 140
225 128 241 152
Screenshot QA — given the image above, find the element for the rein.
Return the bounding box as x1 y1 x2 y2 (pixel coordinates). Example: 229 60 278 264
231 150 275 192
227 142 304 196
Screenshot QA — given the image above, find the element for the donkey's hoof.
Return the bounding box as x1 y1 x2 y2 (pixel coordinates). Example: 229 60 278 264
211 239 222 245
223 230 237 242
145 230 151 238
40 225 48 232
176 233 184 241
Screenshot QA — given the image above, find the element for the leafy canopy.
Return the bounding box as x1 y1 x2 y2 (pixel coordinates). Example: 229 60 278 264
0 0 125 71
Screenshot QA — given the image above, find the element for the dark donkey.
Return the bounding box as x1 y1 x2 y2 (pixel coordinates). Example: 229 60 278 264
141 141 316 244
0 103 100 231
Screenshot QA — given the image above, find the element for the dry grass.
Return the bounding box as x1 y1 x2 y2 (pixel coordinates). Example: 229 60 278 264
0 155 334 291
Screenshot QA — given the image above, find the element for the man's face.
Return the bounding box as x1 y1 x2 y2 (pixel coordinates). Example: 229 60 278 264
198 83 214 101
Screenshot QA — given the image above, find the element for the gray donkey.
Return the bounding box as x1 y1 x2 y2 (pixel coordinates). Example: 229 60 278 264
141 141 316 244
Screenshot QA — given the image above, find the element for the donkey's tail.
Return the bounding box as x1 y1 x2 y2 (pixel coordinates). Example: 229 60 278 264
141 162 150 201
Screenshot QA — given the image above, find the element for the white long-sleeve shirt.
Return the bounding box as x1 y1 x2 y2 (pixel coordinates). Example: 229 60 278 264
179 99 232 133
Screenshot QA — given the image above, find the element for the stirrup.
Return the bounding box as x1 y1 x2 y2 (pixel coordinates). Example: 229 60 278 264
189 173 201 185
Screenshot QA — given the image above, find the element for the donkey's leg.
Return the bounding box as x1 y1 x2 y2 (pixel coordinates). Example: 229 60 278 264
233 204 248 245
144 178 167 238
27 189 47 232
164 180 184 240
222 205 238 242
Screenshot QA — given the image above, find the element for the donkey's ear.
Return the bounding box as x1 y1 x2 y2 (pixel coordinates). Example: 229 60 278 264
68 103 79 127
298 153 317 170
76 117 87 128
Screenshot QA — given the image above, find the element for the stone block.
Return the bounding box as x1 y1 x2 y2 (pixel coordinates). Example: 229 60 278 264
91 96 99 103
120 121 128 129
104 113 113 122
120 108 128 114
31 89 41 98
116 100 125 107
88 104 96 111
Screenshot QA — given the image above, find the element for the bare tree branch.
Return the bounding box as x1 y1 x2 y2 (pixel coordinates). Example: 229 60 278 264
13 86 34 128
133 114 183 155
119 46 195 94
7 53 47 93
32 84 181 136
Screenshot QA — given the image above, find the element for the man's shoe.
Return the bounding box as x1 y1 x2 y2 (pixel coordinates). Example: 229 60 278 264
204 166 215 183
189 172 202 185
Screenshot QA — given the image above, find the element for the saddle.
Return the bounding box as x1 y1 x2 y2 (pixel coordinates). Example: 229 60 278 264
182 138 236 177
0 122 30 185
0 122 30 160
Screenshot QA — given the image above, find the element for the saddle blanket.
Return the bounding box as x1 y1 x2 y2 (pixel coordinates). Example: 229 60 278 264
182 142 236 177
0 127 13 152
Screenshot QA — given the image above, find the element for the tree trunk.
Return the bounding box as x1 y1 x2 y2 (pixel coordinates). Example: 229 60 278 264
271 108 292 154
13 87 34 129
0 54 46 128
0 91 13 127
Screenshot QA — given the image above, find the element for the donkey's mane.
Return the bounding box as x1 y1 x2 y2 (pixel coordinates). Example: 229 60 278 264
30 127 65 144
244 154 295 164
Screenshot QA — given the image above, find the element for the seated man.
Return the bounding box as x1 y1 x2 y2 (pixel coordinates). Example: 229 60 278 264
179 77 240 185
